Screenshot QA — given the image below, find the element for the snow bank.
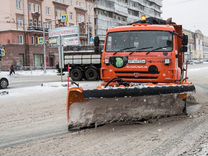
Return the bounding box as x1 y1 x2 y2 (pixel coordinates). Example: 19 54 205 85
0 86 65 99
0 70 59 76
41 81 102 89
189 66 208 72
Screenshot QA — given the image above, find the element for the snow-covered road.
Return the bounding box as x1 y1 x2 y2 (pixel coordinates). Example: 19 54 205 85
0 64 208 156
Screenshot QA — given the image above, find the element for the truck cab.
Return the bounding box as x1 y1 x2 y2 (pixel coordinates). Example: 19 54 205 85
101 17 188 83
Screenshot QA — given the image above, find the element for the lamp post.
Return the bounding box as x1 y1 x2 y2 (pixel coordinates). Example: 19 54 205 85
43 24 47 73
87 3 94 45
42 19 57 73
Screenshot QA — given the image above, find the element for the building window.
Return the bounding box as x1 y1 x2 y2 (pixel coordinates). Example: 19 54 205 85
19 54 25 66
28 3 31 12
29 19 33 27
16 0 22 10
46 7 50 15
31 36 34 45
18 35 24 44
49 55 55 67
35 36 39 44
17 18 23 30
34 54 44 68
34 19 38 27
69 0 73 5
70 12 73 20
55 0 65 3
45 21 52 29
32 3 35 12
77 14 84 23
34 4 40 13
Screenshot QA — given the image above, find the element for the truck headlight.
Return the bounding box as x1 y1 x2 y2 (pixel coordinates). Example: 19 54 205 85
105 58 110 64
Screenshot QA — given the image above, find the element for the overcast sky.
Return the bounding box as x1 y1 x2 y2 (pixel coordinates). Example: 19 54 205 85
162 0 208 35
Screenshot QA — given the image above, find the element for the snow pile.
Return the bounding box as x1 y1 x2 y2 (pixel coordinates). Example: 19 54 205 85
16 70 58 76
37 81 102 89
0 70 59 76
42 82 68 88
0 86 63 99
189 66 208 72
0 91 9 96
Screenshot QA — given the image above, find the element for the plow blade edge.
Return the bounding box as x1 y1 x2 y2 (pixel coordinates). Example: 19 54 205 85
67 85 195 130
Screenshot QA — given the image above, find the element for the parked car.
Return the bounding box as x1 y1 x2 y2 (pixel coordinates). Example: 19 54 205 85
199 60 204 64
187 60 194 65
193 60 201 64
0 73 9 89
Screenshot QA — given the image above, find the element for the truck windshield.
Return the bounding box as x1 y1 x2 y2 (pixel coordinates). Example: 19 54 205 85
106 31 173 52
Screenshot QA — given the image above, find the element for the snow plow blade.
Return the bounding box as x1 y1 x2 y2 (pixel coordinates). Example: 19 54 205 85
67 84 195 130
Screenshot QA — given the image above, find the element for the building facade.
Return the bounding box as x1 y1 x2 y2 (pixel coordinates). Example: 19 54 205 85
0 0 94 70
94 0 163 43
184 29 208 61
1 0 207 70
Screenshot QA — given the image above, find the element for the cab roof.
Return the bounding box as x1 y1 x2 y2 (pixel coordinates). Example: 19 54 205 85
107 24 175 33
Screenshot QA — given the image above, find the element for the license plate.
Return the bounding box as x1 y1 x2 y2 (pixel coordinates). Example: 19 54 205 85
128 60 146 64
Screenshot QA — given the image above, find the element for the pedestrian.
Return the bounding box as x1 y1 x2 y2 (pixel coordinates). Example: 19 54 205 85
9 64 15 76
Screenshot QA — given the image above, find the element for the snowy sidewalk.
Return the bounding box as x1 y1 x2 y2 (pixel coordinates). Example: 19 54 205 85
1 69 59 76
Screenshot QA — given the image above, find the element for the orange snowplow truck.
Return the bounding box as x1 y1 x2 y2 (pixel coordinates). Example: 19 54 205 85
67 17 195 131
101 17 188 83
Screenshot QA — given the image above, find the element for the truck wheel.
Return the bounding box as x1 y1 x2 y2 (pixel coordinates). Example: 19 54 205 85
0 78 9 89
85 67 98 81
71 68 83 81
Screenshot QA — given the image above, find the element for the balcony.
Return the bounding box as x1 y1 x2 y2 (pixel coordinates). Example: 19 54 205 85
53 1 69 8
95 1 115 12
114 3 128 17
127 14 140 23
74 4 87 12
80 33 87 38
27 26 49 33
148 0 162 6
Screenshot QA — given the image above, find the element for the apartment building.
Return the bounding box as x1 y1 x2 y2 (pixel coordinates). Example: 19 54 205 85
0 0 94 70
94 0 162 43
184 29 208 61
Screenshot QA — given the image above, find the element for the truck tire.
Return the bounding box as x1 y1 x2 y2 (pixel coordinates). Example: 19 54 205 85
0 78 9 89
71 68 83 81
85 67 98 81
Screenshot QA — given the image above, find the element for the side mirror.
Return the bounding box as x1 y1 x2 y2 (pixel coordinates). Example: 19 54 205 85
94 36 101 53
182 34 188 46
181 46 188 53
94 36 100 47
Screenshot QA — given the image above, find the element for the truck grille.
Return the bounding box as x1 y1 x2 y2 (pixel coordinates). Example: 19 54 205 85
115 71 159 80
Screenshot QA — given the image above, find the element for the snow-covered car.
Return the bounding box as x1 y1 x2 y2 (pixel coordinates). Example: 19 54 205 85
187 60 194 65
0 73 9 89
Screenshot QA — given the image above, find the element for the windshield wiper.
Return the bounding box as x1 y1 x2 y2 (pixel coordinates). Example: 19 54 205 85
146 45 170 55
129 46 153 55
113 46 136 55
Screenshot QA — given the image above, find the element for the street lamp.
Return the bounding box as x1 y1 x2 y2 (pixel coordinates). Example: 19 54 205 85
42 23 47 73
86 3 94 45
42 19 57 73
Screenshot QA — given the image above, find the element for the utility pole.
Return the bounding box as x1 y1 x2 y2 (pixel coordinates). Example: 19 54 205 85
42 19 60 73
43 24 47 73
59 35 64 82
87 17 90 45
87 3 93 45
